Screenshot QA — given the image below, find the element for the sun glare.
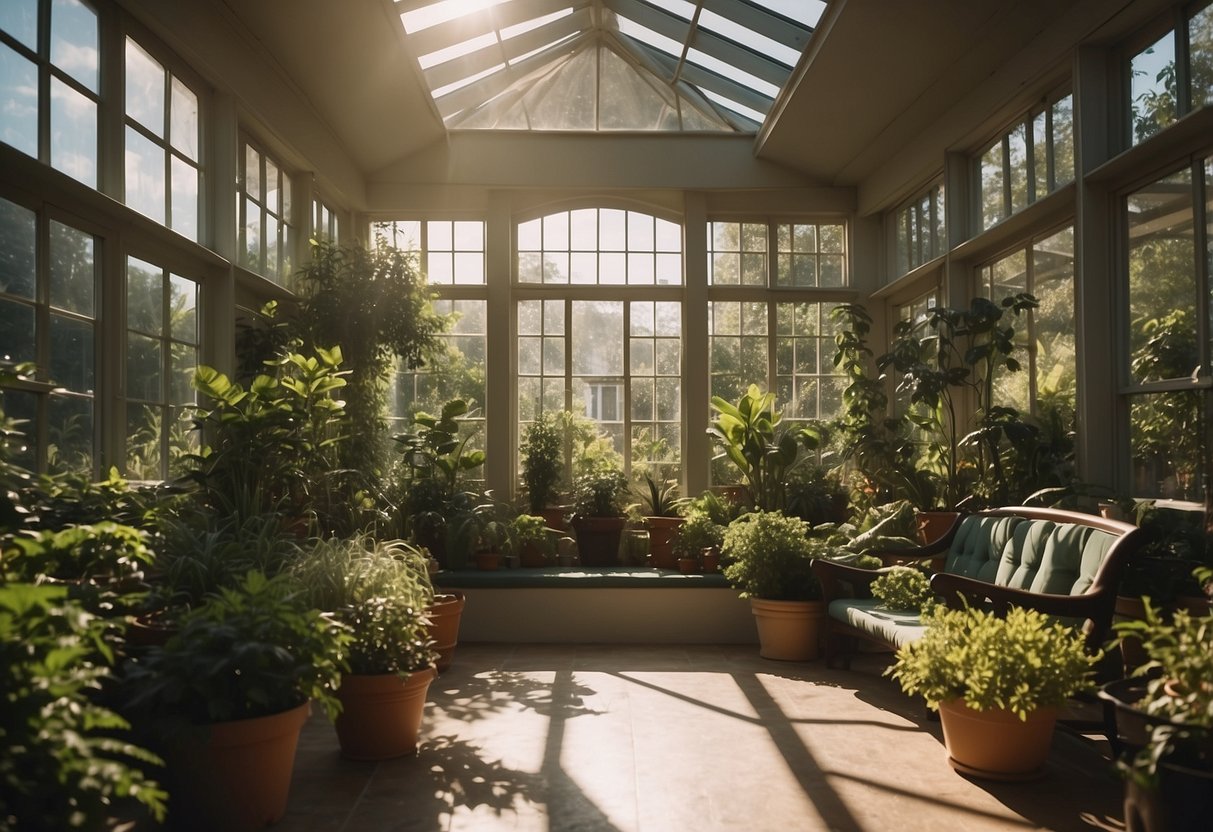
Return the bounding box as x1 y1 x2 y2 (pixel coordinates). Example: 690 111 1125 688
400 0 509 35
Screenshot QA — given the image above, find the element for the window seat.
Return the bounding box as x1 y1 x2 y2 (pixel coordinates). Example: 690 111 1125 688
433 568 754 644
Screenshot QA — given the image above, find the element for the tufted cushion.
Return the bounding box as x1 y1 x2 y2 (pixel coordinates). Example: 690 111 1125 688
828 598 927 648
945 515 1118 596
944 515 1025 583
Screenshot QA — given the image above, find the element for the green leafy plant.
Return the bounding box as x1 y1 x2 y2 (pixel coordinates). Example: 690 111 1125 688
290 535 436 676
125 570 349 724
876 295 1038 510
671 509 726 559
519 413 564 513
708 385 828 512
187 347 349 528
570 462 629 518
511 514 553 558
871 566 936 613
722 511 833 601
0 583 166 830
889 605 1096 718
636 472 686 517
1112 595 1213 782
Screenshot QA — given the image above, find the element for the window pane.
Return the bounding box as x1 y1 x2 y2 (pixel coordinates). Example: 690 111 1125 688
170 77 199 160
0 196 36 298
126 332 161 401
517 218 540 250
2 388 36 470
572 301 623 376
1032 111 1048 199
171 155 198 240
1193 5 1213 109
980 141 1005 230
1130 390 1206 501
125 38 164 135
125 125 165 223
170 343 196 405
1207 156 1213 362
1126 169 1196 384
49 313 93 391
1130 30 1177 145
0 298 35 363
1051 95 1074 187
0 45 37 157
265 157 280 215
126 403 162 480
244 144 261 201
126 257 162 334
49 220 93 315
243 197 260 270
51 0 98 92
47 393 92 475
1032 228 1076 417
0 0 37 51
50 77 96 186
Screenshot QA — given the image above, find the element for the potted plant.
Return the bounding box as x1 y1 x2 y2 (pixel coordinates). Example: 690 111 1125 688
870 565 937 613
636 472 687 569
123 570 348 831
520 412 566 529
888 605 1096 780
875 294 1038 524
514 513 555 567
671 505 726 574
290 535 438 760
708 385 828 513
569 462 629 567
1101 589 1213 830
722 510 833 661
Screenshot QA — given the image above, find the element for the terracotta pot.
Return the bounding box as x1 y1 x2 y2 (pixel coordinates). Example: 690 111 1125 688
165 701 310 831
474 551 501 571
700 548 721 574
335 669 436 760
427 592 466 673
571 516 626 566
916 510 961 545
938 699 1058 781
677 556 699 574
749 598 824 661
538 506 568 532
646 516 683 569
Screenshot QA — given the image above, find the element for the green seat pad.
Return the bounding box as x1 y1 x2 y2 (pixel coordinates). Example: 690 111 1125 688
828 598 927 648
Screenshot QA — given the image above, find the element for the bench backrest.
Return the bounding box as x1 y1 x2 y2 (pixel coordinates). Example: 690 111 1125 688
943 511 1126 596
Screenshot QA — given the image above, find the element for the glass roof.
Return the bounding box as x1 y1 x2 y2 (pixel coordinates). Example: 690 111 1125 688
396 0 826 132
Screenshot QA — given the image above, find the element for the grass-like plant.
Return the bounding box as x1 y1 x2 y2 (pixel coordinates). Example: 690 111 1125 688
888 605 1095 718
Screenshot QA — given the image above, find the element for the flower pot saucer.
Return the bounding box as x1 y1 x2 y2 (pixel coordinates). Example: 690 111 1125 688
947 755 1046 782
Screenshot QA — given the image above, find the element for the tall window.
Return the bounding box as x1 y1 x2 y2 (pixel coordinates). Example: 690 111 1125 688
124 37 201 240
894 183 946 276
312 197 337 241
238 137 293 283
706 219 848 482
517 208 683 479
0 0 100 187
978 92 1074 231
1128 3 1213 146
0 195 97 474
373 220 487 445
123 257 198 480
976 227 1077 420
1122 158 1212 501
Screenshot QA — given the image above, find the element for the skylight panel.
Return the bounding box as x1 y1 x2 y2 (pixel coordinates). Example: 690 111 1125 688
697 9 800 67
501 8 574 40
686 47 779 98
614 15 683 60
644 0 695 20
432 61 507 99
509 31 579 66
418 32 499 69
752 0 827 28
701 88 763 124
401 0 509 34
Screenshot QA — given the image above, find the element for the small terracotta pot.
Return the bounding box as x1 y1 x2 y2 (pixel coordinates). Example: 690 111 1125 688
474 551 501 571
938 699 1058 781
677 556 699 574
335 669 436 760
700 549 720 574
646 516 684 569
427 592 466 673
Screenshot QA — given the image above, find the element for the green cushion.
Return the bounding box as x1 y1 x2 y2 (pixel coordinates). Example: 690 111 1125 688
944 515 1025 582
828 598 927 648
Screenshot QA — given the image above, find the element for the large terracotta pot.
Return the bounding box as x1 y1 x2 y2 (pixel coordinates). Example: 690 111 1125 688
427 591 466 673
334 669 436 760
646 516 684 569
749 598 824 661
916 510 961 545
938 699 1058 780
166 701 310 831
571 516 626 566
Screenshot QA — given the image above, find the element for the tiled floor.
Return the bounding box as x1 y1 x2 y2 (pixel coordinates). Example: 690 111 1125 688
278 644 1127 832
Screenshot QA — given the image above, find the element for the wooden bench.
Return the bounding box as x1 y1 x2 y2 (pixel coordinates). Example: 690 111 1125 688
812 507 1146 668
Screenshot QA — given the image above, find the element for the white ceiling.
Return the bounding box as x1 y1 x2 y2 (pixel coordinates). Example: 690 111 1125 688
206 0 1162 195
